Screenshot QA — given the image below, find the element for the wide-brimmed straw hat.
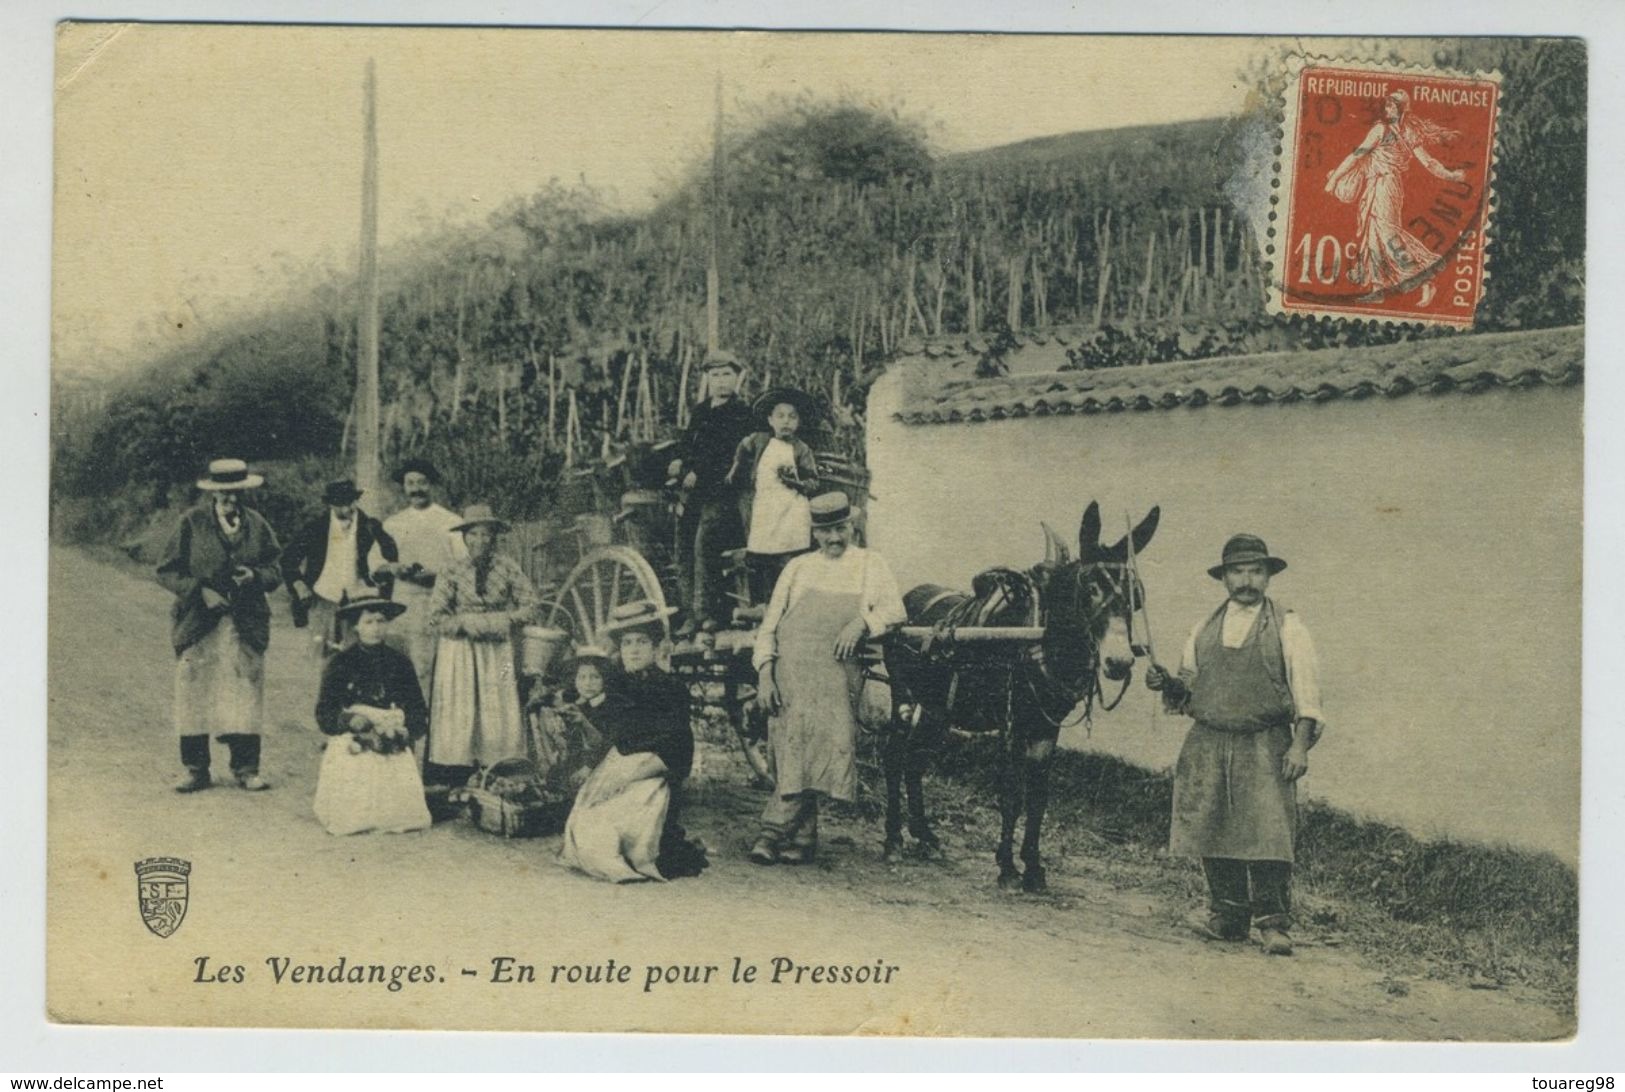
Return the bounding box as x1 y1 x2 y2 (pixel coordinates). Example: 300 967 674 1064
752 386 826 429
322 479 363 506
809 492 860 529
1207 533 1288 580
336 592 407 622
601 600 677 639
450 504 511 534
196 458 264 492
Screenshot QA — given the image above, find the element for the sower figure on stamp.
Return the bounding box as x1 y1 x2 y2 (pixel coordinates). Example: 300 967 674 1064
1145 534 1324 956
156 458 284 793
749 493 906 866
1323 89 1466 295
378 457 466 702
667 349 757 637
282 479 398 661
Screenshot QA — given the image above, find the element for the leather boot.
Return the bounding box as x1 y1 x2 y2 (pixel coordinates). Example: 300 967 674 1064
174 735 212 792
223 734 269 791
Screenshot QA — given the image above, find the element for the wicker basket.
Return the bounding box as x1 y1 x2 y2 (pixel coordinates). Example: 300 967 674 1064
454 758 571 838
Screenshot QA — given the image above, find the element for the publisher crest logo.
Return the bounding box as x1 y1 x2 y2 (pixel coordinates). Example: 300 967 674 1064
135 856 191 938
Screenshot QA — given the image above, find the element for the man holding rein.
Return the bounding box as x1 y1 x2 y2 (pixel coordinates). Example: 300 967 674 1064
1145 533 1324 957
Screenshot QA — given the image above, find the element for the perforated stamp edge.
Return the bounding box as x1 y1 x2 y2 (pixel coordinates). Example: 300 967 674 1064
1266 53 1504 329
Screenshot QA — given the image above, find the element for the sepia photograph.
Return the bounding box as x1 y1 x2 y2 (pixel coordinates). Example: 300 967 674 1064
41 22 1588 1045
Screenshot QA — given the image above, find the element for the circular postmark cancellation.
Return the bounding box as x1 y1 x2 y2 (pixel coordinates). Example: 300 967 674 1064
1271 57 1502 328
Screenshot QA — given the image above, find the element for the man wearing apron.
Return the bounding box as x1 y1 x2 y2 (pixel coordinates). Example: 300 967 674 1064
379 457 466 701
1145 534 1325 956
748 493 906 865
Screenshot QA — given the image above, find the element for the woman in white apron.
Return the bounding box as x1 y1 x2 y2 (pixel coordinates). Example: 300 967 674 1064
425 504 537 786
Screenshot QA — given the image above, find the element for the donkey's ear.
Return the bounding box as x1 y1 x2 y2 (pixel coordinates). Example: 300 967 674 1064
1099 506 1161 564
1131 506 1160 556
1078 502 1102 561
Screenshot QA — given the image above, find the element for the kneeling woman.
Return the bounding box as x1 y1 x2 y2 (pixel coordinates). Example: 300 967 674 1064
559 601 707 882
312 594 432 835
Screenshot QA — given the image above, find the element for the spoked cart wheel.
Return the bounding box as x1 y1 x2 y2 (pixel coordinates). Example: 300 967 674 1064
542 544 670 650
735 697 773 786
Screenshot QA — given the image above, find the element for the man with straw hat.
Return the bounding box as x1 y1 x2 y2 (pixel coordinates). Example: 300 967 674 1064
1145 533 1325 957
424 504 537 788
748 493 906 866
666 348 757 636
156 458 284 792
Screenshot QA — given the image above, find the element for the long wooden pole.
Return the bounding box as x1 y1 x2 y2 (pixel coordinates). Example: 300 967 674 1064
355 59 381 499
706 72 723 352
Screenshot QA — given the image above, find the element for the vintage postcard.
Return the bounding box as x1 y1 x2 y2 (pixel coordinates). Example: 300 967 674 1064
47 26 1584 1040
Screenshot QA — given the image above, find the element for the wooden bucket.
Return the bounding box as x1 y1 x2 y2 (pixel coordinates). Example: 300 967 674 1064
574 512 614 547
520 625 570 678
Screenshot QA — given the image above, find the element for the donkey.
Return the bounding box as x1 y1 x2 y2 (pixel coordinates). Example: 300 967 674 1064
880 501 1159 891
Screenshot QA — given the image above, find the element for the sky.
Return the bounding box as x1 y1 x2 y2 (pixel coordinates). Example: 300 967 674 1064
52 27 1264 376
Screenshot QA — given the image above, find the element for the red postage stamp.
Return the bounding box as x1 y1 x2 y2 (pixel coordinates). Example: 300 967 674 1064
1272 58 1502 327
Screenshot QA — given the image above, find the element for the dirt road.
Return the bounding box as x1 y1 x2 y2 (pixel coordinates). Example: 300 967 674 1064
45 546 1570 1038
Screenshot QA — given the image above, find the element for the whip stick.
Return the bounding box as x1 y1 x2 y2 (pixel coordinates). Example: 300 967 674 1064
1125 512 1157 665
1126 512 1161 731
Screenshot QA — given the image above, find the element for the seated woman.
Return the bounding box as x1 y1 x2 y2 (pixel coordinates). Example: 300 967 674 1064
558 601 708 882
312 594 432 835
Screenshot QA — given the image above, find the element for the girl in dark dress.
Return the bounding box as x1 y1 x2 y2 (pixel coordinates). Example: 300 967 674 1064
312 595 431 834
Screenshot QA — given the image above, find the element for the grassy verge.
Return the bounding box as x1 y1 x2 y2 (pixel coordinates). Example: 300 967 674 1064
932 734 1577 1012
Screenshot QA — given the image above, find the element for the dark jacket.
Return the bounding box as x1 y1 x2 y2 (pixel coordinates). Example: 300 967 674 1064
315 641 429 741
726 431 821 532
155 503 284 656
281 507 399 621
611 666 694 781
673 397 756 500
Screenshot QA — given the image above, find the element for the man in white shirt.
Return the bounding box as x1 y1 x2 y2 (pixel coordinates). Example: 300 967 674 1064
748 493 907 865
1146 533 1324 957
283 479 397 661
378 458 467 700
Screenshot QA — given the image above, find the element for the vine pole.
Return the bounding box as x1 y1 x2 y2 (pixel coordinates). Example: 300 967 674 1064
355 59 381 499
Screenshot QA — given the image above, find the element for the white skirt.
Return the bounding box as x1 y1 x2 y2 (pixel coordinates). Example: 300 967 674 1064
428 635 526 767
558 750 670 883
312 739 432 835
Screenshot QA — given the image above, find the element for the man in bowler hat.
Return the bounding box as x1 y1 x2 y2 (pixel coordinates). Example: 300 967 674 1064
1145 533 1324 956
282 479 399 659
